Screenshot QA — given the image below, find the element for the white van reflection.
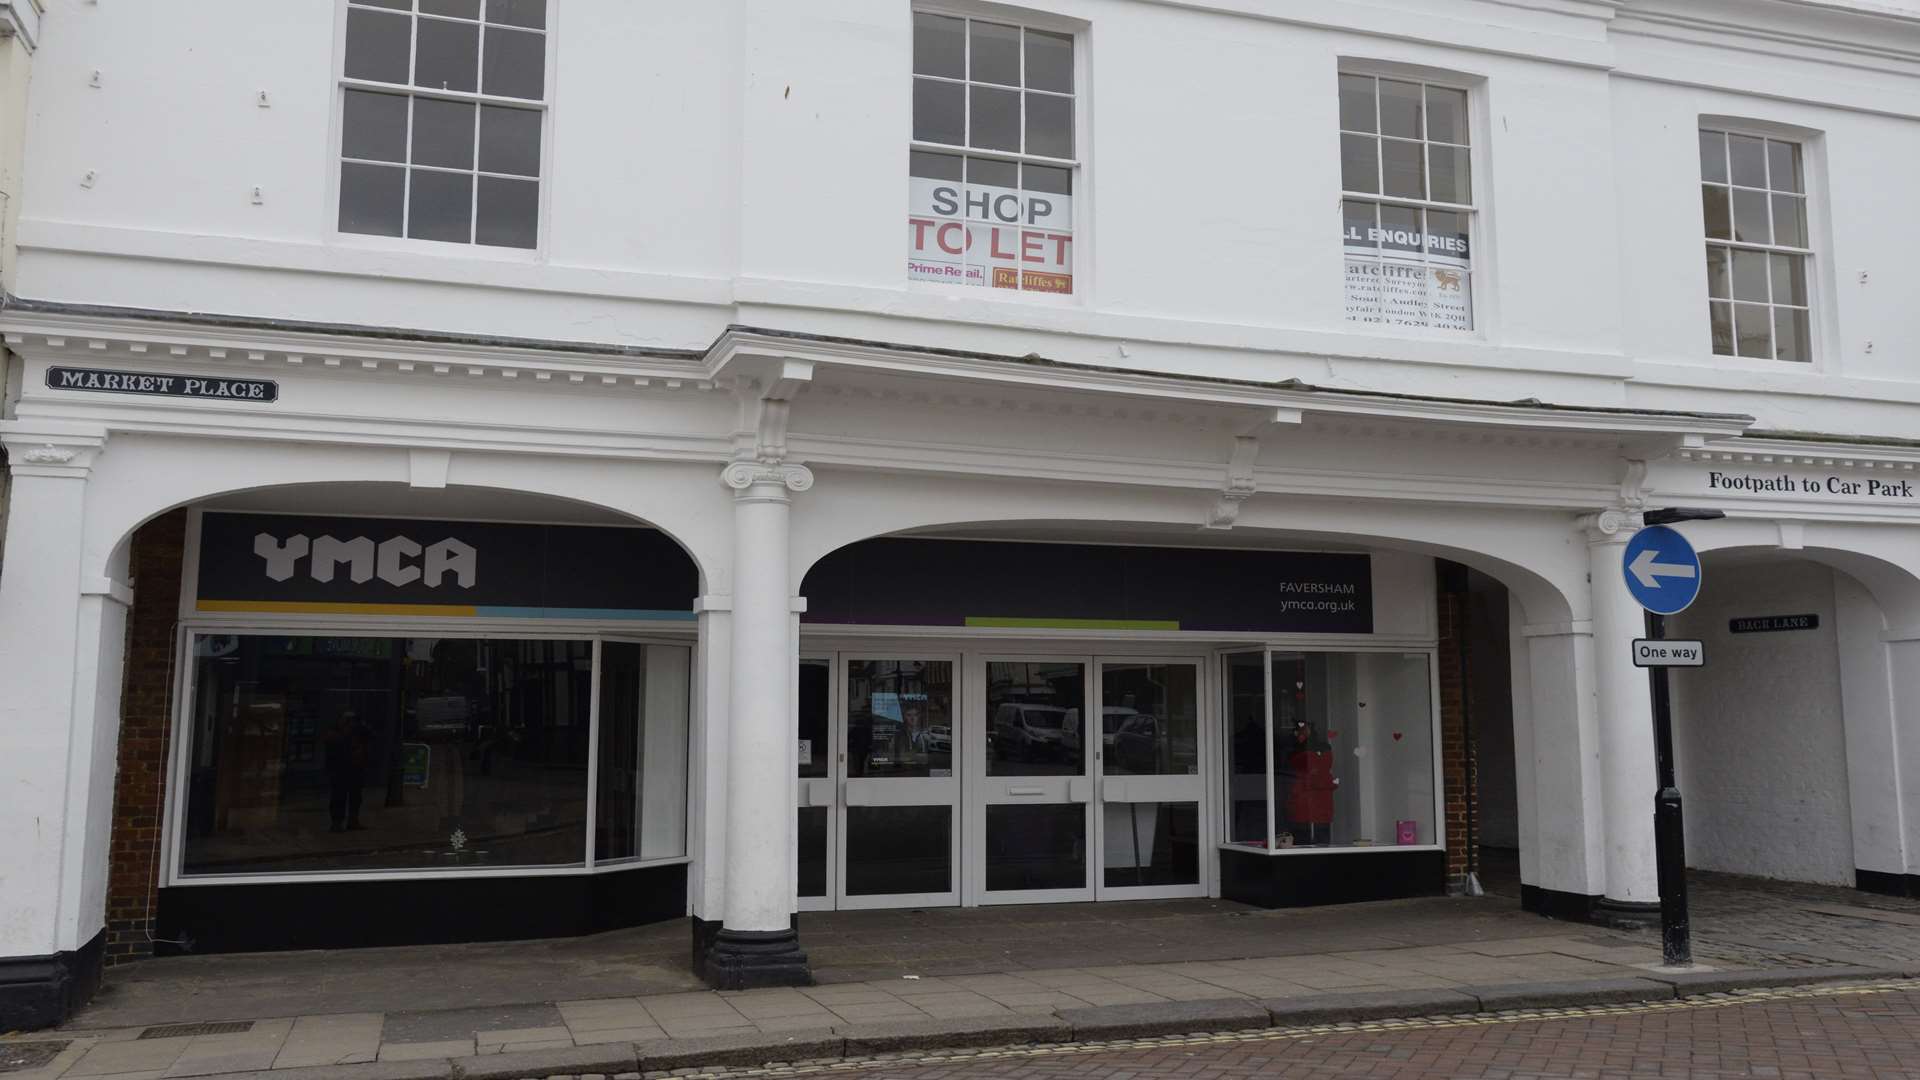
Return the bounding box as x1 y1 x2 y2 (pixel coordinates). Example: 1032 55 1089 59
991 703 1080 762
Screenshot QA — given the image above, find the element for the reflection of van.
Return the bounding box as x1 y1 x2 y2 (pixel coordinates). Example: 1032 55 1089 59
992 704 1077 761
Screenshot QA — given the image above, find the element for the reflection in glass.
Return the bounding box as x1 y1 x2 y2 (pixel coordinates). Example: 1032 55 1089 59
846 806 951 896
182 635 593 874
986 804 1084 891
1103 802 1199 887
986 662 1085 777
1224 652 1269 846
847 660 953 779
594 642 690 863
1100 664 1197 776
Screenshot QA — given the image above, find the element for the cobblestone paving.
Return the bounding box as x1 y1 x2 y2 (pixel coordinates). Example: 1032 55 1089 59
702 984 1920 1080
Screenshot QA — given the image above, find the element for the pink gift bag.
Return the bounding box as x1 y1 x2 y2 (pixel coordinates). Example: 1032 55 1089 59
1396 820 1418 845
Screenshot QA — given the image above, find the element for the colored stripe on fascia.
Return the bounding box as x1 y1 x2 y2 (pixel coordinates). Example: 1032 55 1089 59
473 607 698 620
196 600 479 617
963 616 1181 631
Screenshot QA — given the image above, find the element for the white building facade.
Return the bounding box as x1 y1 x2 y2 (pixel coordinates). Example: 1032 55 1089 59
4 0 1920 1027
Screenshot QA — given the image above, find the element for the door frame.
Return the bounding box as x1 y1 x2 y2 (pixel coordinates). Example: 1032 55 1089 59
796 653 838 912
966 653 1098 906
835 650 964 911
1093 655 1213 901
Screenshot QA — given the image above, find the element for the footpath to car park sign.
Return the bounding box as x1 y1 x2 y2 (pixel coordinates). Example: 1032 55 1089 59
1632 638 1705 667
1622 524 1703 615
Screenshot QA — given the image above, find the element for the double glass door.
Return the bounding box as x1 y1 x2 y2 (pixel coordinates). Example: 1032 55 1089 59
799 652 1206 910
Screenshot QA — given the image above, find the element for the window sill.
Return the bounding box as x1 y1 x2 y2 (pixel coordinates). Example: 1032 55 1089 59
1218 842 1444 857
328 228 547 265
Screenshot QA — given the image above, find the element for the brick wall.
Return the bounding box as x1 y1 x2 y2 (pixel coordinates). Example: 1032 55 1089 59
104 508 187 965
1436 562 1475 891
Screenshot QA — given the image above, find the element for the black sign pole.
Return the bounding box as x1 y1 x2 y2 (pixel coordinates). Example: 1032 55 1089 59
1644 608 1691 966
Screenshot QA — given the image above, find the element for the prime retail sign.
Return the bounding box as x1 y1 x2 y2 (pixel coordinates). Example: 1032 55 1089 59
47 366 278 402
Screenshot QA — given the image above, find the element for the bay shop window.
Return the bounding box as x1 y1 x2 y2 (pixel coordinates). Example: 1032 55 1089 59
1224 649 1439 852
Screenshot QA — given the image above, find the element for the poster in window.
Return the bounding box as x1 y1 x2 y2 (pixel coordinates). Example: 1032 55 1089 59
908 176 1072 293
1343 212 1470 331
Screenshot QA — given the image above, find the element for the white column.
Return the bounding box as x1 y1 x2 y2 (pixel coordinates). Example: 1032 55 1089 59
703 459 812 988
0 422 114 1027
1587 512 1659 910
1517 620 1606 907
1831 574 1908 884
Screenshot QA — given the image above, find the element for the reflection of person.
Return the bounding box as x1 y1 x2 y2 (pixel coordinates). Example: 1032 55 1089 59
323 711 372 832
1283 722 1335 845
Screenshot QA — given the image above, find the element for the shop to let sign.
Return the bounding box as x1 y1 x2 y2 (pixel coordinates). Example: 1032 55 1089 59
48 366 278 402
907 177 1073 294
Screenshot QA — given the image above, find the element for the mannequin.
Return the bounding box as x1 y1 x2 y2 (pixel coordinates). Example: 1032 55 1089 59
1283 721 1336 845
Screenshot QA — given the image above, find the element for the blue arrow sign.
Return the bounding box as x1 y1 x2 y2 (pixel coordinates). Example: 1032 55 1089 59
1622 525 1703 615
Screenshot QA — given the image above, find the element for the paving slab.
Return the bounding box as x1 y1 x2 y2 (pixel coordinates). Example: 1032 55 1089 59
1464 976 1677 1011
447 1043 635 1080
274 1016 383 1070
633 1030 843 1070
217 1063 451 1080
837 1014 1071 1054
1263 988 1483 1027
1641 964 1906 995
1056 998 1270 1040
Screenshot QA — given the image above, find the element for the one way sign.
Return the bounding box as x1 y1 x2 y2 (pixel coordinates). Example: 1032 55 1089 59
1622 525 1703 615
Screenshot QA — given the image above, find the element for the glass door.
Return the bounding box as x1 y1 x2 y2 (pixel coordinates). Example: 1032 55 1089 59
1095 658 1206 899
796 656 835 911
838 656 960 909
975 657 1095 904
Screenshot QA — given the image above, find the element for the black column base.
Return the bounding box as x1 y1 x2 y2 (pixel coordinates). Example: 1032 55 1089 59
1593 897 1661 929
1856 869 1920 899
0 930 105 1031
1521 884 1604 923
698 924 812 991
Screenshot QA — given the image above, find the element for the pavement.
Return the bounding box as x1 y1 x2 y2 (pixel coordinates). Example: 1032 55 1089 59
4 866 1919 1079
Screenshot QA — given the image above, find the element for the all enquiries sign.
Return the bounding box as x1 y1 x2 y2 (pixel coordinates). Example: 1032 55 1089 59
907 177 1073 294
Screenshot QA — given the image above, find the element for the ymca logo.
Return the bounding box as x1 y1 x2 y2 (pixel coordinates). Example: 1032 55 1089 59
253 533 478 588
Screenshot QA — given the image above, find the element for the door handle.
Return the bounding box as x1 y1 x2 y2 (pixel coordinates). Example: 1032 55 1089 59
1007 786 1046 797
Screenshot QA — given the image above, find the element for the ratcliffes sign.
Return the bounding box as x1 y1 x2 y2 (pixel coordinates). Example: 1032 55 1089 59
48 367 278 402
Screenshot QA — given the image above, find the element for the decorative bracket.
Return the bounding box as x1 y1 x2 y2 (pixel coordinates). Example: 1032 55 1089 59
1618 458 1649 511
1204 435 1261 530
2 422 109 478
733 358 815 465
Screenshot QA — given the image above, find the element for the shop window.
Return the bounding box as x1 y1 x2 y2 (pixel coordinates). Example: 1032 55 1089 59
1221 649 1437 852
178 633 689 878
1339 70 1475 332
1700 128 1811 362
907 10 1077 294
338 0 547 248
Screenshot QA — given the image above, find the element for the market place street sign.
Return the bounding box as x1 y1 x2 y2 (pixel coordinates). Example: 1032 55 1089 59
47 366 279 402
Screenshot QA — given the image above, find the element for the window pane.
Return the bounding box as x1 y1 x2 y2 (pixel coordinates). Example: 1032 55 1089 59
986 803 1084 891
1381 138 1424 199
1426 85 1468 144
415 16 480 92
845 806 950 896
344 7 411 85
411 96 476 169
1338 73 1375 133
1025 30 1073 93
486 0 546 29
476 176 538 248
1343 199 1378 252
913 12 965 78
1273 653 1435 848
797 806 828 898
339 162 404 236
1025 93 1072 158
1104 802 1199 888
1340 134 1379 194
1767 139 1803 193
986 661 1083 778
1774 307 1811 363
1773 193 1807 248
970 85 1020 152
1101 663 1198 777
849 660 954 780
1770 252 1807 306
1378 79 1422 139
421 0 481 18
341 90 408 162
479 104 541 176
408 168 473 242
970 20 1021 86
1698 130 1727 183
352 0 409 8
1734 302 1773 358
180 636 594 875
1731 187 1770 244
1729 133 1767 187
482 27 545 99
1705 245 1730 299
1731 248 1769 302
595 641 643 862
1709 300 1734 354
1023 162 1071 195
1701 184 1730 240
967 155 1017 189
910 149 963 181
1427 208 1470 261
1224 652 1269 847
1428 144 1470 204
912 77 964 145
1379 203 1421 254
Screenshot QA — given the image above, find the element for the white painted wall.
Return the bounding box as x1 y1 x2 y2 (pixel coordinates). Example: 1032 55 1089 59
10 1 1920 437
1668 559 1856 885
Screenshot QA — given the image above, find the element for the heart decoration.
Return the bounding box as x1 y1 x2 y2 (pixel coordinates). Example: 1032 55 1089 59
1327 730 1339 740
1392 731 1403 741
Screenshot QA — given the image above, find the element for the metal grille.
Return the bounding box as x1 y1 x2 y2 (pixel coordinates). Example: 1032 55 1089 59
138 1021 253 1040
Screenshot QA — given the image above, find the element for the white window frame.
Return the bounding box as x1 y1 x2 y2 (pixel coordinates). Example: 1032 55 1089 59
1698 121 1819 366
326 0 557 259
1337 61 1486 337
907 2 1091 304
